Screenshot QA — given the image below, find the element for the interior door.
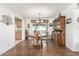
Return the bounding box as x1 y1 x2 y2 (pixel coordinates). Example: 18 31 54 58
15 17 22 40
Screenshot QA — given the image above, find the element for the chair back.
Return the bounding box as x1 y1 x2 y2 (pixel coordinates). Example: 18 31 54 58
35 32 39 42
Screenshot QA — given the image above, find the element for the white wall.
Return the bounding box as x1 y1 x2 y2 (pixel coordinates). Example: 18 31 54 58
0 4 24 55
48 18 54 35
22 20 26 40
61 4 76 51
73 9 79 51
25 18 33 36
61 3 79 51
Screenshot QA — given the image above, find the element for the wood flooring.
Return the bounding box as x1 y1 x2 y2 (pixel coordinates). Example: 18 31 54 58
1 39 79 56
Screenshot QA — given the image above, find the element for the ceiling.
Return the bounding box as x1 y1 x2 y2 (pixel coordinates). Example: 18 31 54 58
4 3 72 19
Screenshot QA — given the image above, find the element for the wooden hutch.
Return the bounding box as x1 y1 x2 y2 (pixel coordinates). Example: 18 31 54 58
53 16 65 47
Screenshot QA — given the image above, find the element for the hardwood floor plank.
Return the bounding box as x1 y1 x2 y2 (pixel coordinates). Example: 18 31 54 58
1 39 79 56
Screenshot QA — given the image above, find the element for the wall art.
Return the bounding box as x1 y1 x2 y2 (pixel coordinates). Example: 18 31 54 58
0 15 13 25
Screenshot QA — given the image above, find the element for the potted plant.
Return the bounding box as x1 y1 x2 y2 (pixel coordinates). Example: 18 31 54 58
54 25 62 33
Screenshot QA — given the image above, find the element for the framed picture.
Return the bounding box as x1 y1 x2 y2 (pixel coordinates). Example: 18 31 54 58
77 17 79 22
66 18 71 24
28 24 30 28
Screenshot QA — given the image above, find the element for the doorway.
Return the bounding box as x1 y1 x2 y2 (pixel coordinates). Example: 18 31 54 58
15 17 22 44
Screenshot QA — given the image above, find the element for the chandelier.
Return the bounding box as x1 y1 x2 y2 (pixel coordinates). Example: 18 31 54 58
36 13 43 23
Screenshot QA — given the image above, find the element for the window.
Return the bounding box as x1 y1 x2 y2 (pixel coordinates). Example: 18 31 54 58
32 24 47 36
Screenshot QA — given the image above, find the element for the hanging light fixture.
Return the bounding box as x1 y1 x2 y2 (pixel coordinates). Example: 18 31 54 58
37 12 43 23
38 13 41 23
